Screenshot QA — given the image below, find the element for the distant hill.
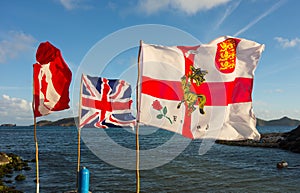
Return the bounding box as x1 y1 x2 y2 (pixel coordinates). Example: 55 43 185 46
256 116 300 126
35 117 77 127
32 116 300 127
0 123 16 127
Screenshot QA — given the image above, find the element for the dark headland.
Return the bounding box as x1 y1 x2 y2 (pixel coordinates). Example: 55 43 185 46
217 117 300 153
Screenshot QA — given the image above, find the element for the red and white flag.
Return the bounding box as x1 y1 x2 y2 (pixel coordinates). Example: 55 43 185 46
138 36 264 140
33 41 72 117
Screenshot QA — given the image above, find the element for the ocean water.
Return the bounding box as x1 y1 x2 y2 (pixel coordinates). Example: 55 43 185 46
0 125 300 193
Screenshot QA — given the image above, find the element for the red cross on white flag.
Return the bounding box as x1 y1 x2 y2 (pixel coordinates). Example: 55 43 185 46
137 36 264 140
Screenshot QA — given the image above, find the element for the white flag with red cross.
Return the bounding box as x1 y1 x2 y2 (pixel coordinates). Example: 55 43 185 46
137 36 264 140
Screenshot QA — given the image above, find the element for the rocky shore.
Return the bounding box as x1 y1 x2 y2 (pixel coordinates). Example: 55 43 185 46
0 152 33 193
216 125 300 153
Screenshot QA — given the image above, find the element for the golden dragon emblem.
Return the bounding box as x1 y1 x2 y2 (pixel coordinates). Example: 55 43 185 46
177 66 207 116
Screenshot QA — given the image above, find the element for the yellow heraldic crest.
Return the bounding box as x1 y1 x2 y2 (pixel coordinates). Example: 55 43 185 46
177 66 208 116
215 38 240 73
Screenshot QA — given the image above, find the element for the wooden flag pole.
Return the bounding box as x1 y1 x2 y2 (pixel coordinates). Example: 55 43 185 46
135 40 143 193
32 73 40 193
77 128 81 189
135 123 140 193
33 117 40 193
77 75 83 190
135 98 141 193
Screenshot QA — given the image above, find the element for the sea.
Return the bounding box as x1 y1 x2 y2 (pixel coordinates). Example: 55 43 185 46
1 125 300 193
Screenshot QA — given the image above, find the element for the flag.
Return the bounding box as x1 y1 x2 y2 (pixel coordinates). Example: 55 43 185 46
33 41 72 117
79 74 136 129
138 36 264 140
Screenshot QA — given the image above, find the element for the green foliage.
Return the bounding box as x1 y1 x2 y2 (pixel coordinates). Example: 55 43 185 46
157 114 163 119
163 106 167 115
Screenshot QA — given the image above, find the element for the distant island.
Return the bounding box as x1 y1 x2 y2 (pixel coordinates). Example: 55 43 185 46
256 116 300 126
0 123 16 127
1 116 299 127
30 116 300 127
33 117 78 127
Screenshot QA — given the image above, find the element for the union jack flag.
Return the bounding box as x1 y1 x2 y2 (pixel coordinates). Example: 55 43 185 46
79 74 136 129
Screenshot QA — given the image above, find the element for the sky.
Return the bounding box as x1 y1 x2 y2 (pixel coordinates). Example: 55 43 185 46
1 0 300 126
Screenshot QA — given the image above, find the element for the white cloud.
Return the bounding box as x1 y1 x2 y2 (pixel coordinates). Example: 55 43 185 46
274 37 300 48
0 95 31 112
274 89 284 93
0 94 75 125
264 89 284 94
58 0 92 10
253 100 269 107
253 104 278 120
137 0 231 15
0 31 36 64
0 95 33 125
253 100 300 121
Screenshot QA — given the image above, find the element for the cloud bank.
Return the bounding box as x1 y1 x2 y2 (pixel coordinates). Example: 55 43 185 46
0 95 32 125
274 37 300 48
58 0 92 10
0 31 36 64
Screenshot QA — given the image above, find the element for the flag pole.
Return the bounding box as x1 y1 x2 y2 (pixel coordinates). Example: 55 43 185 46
77 128 81 189
135 40 143 193
32 81 40 193
135 123 140 193
77 75 83 189
33 117 40 193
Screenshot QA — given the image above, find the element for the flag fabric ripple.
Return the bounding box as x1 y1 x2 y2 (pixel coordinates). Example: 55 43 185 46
79 74 136 129
33 41 72 117
137 36 264 140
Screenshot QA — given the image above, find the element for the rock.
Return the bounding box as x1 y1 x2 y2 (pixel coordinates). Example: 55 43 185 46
23 166 31 171
279 125 300 153
0 153 28 192
5 174 13 178
15 174 26 181
3 179 13 184
277 161 288 169
216 132 285 148
0 184 23 193
216 125 300 154
0 153 10 166
14 165 23 171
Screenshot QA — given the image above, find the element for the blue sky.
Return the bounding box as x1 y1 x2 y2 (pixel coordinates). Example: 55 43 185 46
1 0 300 126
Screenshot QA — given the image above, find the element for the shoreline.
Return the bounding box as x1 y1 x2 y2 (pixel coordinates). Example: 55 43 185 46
216 125 300 153
0 152 33 193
